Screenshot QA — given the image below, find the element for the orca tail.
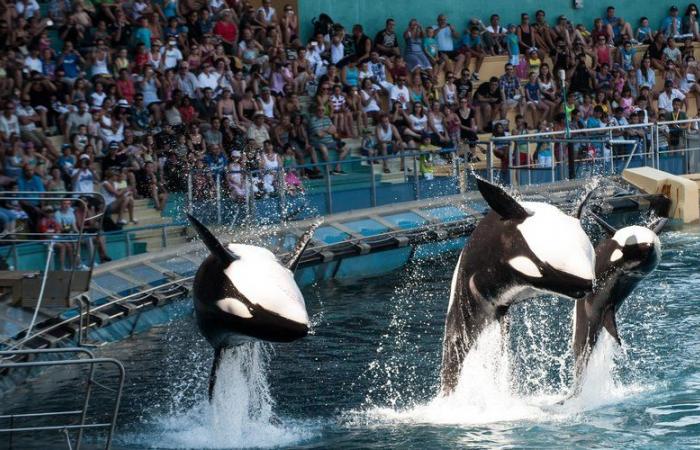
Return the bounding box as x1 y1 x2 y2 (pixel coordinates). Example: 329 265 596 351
208 347 223 402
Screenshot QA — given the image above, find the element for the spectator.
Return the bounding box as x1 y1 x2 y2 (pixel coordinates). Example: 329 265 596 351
135 161 168 211
603 6 635 44
484 14 507 56
499 64 524 119
683 4 700 40
434 14 463 73
658 79 686 113
403 19 431 72
637 17 654 43
37 204 73 270
459 27 485 81
375 18 400 57
307 104 349 175
474 76 503 132
661 6 681 38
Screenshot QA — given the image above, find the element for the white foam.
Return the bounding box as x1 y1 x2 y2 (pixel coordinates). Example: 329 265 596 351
361 323 648 427
120 343 312 449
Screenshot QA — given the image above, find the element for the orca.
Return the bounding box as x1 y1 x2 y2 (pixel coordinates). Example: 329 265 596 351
440 179 596 394
572 215 666 382
187 214 322 399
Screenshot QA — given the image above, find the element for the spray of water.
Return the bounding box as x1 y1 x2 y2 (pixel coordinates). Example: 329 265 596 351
362 317 646 427
122 343 311 449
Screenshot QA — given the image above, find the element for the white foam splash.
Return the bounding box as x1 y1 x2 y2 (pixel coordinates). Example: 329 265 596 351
122 343 311 449
362 323 647 427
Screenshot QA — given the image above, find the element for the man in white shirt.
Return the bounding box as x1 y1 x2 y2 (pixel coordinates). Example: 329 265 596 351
197 62 220 91
484 14 507 55
658 80 686 113
368 51 393 91
15 0 39 19
0 100 20 140
176 62 199 99
24 48 43 73
161 39 183 70
65 101 93 139
256 0 276 25
389 77 410 110
434 14 458 55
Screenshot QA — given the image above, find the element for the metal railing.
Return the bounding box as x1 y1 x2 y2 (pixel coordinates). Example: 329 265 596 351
182 117 700 226
185 141 492 224
0 192 106 343
489 118 700 186
0 347 125 450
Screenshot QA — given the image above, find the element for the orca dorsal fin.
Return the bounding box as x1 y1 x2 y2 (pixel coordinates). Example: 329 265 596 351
476 178 531 221
187 214 239 264
285 218 324 272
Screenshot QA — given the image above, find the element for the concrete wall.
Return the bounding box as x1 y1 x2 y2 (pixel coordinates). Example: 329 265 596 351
298 0 684 42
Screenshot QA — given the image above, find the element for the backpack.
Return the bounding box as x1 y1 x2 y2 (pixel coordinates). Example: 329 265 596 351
312 13 334 37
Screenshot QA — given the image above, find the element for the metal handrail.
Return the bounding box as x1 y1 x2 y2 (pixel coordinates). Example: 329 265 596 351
0 192 109 350
4 276 194 350
0 347 125 450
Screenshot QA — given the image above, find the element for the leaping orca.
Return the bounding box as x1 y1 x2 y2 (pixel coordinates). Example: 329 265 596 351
440 179 596 395
187 214 322 399
572 214 666 383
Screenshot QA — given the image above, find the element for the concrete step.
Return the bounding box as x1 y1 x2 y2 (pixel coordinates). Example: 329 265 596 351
122 215 172 228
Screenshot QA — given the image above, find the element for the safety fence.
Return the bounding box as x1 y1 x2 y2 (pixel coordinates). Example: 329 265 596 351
185 118 700 225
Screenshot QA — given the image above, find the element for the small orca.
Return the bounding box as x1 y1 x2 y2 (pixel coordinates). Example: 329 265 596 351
572 214 666 383
187 214 322 399
440 179 596 395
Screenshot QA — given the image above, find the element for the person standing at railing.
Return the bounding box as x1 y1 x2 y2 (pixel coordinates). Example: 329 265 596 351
665 98 689 151
55 198 88 270
37 204 73 270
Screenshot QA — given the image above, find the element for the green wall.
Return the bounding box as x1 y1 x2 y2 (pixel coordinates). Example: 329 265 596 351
298 0 684 42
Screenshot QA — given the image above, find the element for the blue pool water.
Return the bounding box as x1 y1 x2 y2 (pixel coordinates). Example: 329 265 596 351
3 228 700 449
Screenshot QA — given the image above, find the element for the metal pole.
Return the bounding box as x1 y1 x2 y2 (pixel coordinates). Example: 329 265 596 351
370 163 377 206
655 123 661 169
324 164 333 214
215 173 222 225
11 243 18 270
278 168 287 218
509 143 517 187
187 172 193 216
413 155 420 200
25 241 55 339
487 141 494 182
161 226 167 249
125 232 131 257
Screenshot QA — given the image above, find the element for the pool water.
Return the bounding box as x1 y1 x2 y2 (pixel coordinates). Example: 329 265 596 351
5 228 700 449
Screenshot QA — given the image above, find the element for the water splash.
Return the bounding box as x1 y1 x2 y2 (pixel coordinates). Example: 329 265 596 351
120 343 312 449
359 310 648 427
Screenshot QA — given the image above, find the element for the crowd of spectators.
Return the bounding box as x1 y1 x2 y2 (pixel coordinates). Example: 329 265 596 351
1 0 700 246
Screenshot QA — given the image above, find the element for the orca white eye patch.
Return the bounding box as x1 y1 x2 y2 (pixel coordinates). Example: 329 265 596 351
508 256 542 278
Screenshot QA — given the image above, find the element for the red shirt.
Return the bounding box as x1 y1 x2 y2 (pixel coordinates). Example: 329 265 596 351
179 105 196 123
214 21 237 44
116 78 135 103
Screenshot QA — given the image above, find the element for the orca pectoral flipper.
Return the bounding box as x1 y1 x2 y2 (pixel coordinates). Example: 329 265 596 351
188 214 239 265
284 218 324 272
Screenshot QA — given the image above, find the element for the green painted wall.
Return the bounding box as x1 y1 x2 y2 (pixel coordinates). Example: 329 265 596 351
298 0 683 42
